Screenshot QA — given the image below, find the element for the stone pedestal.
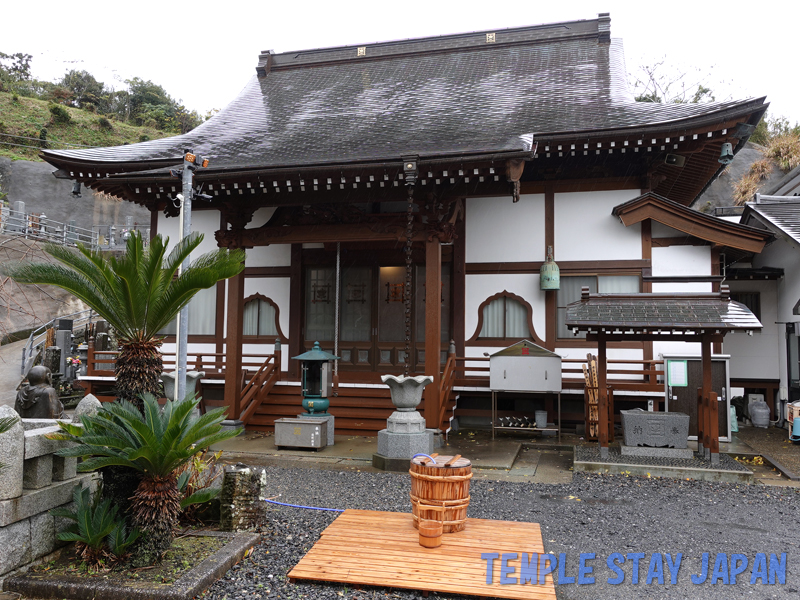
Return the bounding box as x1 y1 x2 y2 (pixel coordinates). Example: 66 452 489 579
373 375 435 471
219 465 267 532
94 333 109 351
55 330 72 377
620 444 694 459
43 347 61 377
298 413 334 445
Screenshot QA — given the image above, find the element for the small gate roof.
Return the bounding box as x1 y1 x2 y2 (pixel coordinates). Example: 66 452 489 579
565 285 761 338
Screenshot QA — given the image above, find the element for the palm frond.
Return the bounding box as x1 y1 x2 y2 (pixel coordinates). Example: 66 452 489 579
180 487 220 509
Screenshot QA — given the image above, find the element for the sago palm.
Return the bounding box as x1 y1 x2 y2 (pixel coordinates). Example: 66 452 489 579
2 231 245 410
53 393 238 566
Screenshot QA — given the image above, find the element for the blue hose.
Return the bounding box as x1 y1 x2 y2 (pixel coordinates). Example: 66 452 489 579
413 453 437 464
264 498 344 512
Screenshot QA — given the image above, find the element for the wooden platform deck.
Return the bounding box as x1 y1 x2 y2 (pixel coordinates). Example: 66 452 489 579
288 509 556 600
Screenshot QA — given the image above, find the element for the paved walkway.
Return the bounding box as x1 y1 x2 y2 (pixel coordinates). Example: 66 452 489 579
0 338 25 408
211 427 799 486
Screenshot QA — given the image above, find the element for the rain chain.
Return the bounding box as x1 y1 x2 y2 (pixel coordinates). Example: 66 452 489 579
404 186 414 376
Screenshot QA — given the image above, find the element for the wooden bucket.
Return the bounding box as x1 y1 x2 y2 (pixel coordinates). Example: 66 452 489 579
418 519 443 548
410 455 472 533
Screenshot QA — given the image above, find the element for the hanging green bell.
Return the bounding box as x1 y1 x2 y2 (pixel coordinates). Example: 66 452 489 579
540 245 560 290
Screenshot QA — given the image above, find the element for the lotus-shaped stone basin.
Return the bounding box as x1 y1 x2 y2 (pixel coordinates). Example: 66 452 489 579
381 374 434 411
161 371 205 401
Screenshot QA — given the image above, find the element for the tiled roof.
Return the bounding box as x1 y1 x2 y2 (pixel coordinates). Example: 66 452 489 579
565 290 762 333
742 198 800 246
42 15 766 173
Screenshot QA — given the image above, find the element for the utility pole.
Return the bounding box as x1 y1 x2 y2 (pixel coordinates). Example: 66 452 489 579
175 149 209 401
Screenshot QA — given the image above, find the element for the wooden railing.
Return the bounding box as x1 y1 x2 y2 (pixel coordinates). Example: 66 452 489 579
562 358 664 392
437 347 457 426
85 340 275 378
84 339 282 423
238 353 281 425
439 355 662 394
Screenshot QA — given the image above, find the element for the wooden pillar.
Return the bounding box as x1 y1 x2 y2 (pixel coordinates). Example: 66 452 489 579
701 334 719 464
288 244 303 379
149 207 158 240
452 210 466 358
224 270 245 420
424 237 442 429
597 336 609 458
544 186 556 350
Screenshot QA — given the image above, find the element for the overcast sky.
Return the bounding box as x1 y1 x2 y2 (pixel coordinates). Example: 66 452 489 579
5 0 799 126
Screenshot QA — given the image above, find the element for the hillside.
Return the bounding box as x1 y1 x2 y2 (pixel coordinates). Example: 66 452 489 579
0 91 170 161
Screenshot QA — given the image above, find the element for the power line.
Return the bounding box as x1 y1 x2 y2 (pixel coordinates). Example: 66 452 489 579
0 132 98 148
0 140 49 152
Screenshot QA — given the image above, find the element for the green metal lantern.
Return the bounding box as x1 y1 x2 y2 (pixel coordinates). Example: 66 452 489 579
292 341 339 415
540 245 560 290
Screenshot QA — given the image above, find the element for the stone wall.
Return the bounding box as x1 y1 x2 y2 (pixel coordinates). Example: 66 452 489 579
0 407 99 578
0 158 150 227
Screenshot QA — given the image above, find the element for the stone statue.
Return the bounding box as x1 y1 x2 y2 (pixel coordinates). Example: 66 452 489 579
15 365 64 419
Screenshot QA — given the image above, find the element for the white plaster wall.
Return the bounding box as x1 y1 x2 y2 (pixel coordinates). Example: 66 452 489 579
160 342 216 356
651 282 713 294
242 342 289 371
465 194 545 263
651 222 686 238
724 280 780 380
247 207 276 229
555 347 645 382
465 273 545 340
752 236 800 389
156 210 220 256
651 245 711 277
655 341 701 360
245 245 291 267
554 190 641 261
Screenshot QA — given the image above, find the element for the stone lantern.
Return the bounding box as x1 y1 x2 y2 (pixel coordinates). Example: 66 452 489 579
292 341 338 446
292 341 339 415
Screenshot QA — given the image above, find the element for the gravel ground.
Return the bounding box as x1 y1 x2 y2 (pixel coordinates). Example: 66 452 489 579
203 467 800 600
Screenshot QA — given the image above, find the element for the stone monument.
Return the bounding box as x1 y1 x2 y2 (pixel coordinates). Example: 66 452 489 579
15 365 64 420
373 374 434 471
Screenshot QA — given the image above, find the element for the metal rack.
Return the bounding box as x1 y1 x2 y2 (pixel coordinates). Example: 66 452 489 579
490 390 561 443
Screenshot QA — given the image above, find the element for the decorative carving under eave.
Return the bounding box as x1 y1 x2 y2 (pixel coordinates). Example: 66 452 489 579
215 228 258 249
221 200 257 230
424 197 463 243
506 158 526 203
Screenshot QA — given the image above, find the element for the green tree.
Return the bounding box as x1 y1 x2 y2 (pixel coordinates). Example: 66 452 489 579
0 51 32 89
53 393 237 565
58 70 107 109
1 231 245 409
125 77 173 125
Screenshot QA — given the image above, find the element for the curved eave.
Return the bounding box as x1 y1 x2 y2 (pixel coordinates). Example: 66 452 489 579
613 192 772 253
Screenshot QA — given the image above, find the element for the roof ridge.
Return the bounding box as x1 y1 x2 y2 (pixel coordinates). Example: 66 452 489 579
257 16 606 74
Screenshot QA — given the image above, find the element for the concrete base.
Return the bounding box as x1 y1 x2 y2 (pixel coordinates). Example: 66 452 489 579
376 429 434 459
298 413 335 446
220 420 245 436
573 448 753 484
620 444 694 459
371 453 414 472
